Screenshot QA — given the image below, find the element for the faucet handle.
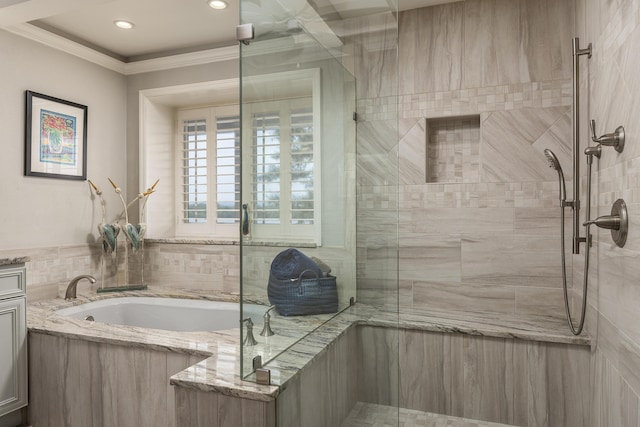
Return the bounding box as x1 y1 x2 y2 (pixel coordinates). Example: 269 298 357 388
242 318 258 345
590 119 625 153
584 215 620 230
589 119 597 142
260 306 276 337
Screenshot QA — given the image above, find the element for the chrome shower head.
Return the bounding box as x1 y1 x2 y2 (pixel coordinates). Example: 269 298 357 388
544 149 566 203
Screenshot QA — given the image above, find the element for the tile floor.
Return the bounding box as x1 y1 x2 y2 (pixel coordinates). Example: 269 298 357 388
342 402 516 427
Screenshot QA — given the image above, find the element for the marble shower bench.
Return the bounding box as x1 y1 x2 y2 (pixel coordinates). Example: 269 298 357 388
173 306 591 427
27 289 590 427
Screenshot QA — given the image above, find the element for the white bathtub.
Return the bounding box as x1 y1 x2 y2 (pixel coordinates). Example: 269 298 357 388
55 297 265 332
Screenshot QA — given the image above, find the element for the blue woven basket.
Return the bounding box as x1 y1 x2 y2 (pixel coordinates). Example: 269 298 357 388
269 248 323 280
267 269 338 316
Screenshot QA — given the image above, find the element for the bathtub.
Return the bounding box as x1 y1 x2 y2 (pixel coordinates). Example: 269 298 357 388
55 297 265 332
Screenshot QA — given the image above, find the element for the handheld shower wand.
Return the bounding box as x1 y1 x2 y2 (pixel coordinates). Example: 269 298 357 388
543 149 566 205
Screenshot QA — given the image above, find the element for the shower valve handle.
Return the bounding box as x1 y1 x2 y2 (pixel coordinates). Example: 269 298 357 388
590 119 625 153
584 215 620 230
583 199 628 248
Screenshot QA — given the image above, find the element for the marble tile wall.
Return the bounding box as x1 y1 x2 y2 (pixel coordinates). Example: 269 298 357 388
356 326 399 407
14 240 354 308
277 325 357 427
343 10 400 311
353 0 577 319
358 80 572 122
29 332 204 427
4 242 240 303
358 326 590 427
0 244 102 303
426 116 480 183
480 107 572 183
397 0 571 96
143 242 239 293
573 0 640 423
174 388 275 427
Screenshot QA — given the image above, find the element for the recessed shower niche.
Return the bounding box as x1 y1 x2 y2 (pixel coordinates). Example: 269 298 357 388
426 115 480 183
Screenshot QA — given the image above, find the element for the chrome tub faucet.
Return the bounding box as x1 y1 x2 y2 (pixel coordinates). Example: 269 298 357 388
65 275 96 300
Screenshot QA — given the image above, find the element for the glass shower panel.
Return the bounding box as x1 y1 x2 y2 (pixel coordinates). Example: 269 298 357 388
347 4 400 426
239 0 358 379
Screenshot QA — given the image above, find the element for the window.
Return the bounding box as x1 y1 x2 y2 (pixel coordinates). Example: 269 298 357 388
243 97 320 244
176 105 240 238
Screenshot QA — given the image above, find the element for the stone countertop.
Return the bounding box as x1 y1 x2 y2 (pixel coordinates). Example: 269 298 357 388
28 288 591 403
391 306 591 346
27 287 338 402
235 304 591 390
0 257 30 266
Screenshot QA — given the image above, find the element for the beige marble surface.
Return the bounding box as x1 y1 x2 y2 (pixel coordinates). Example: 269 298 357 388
145 238 239 245
574 0 640 423
343 402 518 427
0 257 29 266
27 287 591 404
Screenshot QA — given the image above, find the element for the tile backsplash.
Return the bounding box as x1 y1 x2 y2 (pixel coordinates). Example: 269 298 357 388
354 0 574 319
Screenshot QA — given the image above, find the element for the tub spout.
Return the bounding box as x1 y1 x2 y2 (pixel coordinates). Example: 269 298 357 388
65 275 97 300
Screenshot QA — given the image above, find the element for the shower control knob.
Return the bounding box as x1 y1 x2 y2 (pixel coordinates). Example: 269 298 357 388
590 119 625 153
583 199 628 247
584 215 620 230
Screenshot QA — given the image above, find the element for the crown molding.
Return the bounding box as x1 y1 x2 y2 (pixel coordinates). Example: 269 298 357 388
3 23 240 75
4 22 126 73
124 46 238 75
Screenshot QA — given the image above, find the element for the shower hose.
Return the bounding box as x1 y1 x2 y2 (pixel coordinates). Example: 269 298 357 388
559 160 593 336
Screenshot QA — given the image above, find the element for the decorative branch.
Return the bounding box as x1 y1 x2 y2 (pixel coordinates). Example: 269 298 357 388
108 177 141 253
89 180 119 254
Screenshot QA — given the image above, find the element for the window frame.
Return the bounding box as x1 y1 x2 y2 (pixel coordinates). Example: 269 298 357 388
174 104 240 239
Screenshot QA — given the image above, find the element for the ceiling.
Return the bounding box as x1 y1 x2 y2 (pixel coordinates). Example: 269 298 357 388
0 0 460 62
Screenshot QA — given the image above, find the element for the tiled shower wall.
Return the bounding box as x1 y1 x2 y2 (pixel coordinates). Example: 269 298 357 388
426 116 480 184
357 0 577 319
345 10 400 309
574 0 640 423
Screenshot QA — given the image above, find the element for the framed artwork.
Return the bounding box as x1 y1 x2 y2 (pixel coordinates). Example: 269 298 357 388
25 90 88 180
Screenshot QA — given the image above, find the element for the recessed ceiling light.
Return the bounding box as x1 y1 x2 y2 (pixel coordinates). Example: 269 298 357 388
114 20 134 30
208 0 228 10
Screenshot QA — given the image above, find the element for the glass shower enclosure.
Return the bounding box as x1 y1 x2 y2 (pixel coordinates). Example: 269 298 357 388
239 2 400 426
239 0 358 379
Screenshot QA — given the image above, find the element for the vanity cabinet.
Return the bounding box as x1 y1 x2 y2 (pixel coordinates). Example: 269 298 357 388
0 264 27 417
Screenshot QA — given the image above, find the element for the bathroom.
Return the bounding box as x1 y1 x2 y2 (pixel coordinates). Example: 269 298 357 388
0 0 639 425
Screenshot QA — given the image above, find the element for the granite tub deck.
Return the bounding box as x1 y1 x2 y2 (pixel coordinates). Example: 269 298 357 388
0 256 30 266
27 287 340 402
28 288 591 425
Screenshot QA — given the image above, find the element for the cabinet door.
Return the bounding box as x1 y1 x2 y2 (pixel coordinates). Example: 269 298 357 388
0 266 25 300
0 297 27 417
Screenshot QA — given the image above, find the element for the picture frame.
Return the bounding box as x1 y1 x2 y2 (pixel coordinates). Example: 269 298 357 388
25 90 88 180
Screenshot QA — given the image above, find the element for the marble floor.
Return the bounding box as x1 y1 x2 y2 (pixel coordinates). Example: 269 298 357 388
342 402 516 427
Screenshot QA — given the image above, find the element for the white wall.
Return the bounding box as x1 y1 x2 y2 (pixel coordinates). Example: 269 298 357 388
125 59 239 219
0 29 127 250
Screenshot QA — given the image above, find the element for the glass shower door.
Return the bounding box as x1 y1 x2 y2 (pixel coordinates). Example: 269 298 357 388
239 1 399 426
239 0 358 379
